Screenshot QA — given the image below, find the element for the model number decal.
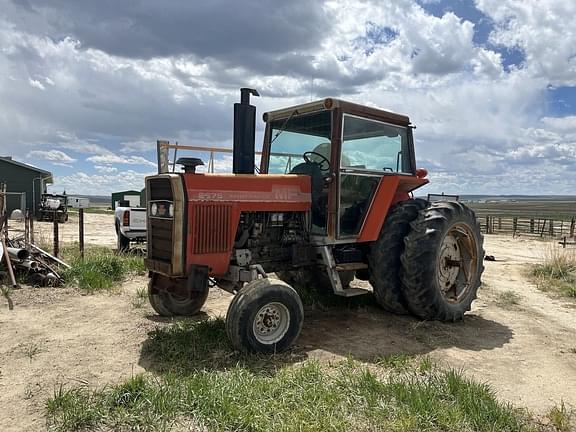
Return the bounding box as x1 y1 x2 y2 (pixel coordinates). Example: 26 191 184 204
191 186 309 202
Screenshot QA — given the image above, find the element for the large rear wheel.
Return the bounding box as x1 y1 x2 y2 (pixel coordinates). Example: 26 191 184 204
148 273 209 317
401 201 484 321
368 198 427 314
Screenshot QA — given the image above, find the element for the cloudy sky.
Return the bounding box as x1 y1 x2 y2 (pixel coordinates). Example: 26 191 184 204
1 0 575 195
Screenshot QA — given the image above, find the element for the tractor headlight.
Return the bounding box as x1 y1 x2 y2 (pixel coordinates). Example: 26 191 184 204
168 203 174 217
151 202 158 216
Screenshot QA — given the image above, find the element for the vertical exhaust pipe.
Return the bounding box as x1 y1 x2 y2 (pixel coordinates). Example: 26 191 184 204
233 88 260 174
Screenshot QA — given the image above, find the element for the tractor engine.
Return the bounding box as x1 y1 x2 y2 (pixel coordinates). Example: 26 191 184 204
232 211 308 271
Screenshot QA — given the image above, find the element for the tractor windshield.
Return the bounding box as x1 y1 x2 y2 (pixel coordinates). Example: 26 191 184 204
268 110 332 174
341 114 411 173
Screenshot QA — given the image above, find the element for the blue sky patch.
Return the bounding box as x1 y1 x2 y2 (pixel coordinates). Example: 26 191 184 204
546 86 576 116
354 22 398 55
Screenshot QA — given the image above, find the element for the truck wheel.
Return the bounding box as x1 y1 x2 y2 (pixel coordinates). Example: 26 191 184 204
226 279 304 353
276 269 354 292
368 198 427 314
148 274 209 317
116 223 130 252
401 201 484 321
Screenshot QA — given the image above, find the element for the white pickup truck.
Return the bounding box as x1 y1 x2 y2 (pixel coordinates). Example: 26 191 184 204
114 206 147 251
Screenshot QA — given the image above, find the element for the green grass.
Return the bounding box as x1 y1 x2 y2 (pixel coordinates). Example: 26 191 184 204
132 287 148 308
547 402 574 432
46 318 539 432
61 246 145 293
531 247 576 299
1 285 14 310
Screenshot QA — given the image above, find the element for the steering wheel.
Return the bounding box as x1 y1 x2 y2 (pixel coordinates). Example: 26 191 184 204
303 151 330 172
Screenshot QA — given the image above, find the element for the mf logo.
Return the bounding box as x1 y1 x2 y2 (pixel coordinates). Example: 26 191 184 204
272 186 300 201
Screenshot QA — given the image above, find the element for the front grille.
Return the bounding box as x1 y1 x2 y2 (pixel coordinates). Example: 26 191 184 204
192 204 232 254
148 177 173 261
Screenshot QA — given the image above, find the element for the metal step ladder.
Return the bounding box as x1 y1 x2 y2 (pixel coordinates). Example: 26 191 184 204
318 246 370 297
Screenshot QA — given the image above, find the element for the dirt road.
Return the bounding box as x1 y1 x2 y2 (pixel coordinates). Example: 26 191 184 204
0 235 575 431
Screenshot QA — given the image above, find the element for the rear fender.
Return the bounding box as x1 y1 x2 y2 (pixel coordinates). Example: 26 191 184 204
357 175 428 242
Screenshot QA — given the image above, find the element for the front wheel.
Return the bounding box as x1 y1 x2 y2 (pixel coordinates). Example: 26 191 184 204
401 201 484 321
226 279 304 353
148 274 209 317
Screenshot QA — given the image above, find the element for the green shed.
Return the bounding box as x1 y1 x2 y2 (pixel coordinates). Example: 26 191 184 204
111 190 142 209
0 156 53 216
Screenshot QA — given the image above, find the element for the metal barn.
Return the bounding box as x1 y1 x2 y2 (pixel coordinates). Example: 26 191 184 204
0 157 53 216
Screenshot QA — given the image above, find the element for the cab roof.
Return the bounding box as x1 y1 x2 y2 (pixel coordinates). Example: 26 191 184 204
263 98 410 127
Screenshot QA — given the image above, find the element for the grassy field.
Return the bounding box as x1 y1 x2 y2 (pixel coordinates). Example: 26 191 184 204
45 318 543 432
467 200 576 220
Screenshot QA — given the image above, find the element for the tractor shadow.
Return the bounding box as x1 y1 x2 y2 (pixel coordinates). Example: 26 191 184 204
298 304 513 362
138 294 512 376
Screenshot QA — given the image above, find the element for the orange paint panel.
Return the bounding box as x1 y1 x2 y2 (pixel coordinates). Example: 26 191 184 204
358 176 429 242
183 173 311 275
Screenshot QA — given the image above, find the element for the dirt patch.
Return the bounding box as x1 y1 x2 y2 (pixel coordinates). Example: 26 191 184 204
14 212 118 248
0 235 575 431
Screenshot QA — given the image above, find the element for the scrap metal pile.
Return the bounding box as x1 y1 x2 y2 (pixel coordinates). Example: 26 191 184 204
3 235 67 287
0 184 69 288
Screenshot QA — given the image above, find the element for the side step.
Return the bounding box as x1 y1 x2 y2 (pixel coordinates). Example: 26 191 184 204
318 246 370 297
336 287 371 297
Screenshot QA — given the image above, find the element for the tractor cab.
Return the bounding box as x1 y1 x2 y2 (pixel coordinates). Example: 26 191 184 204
261 98 426 241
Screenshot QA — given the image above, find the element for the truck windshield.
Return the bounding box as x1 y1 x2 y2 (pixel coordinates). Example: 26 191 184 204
268 110 332 174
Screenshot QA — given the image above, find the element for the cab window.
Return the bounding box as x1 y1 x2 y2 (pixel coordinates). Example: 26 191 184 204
268 111 332 174
341 115 410 173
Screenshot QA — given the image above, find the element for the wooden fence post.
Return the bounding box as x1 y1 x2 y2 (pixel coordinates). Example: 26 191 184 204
549 219 554 236
530 219 534 234
498 217 502 231
53 211 59 258
485 216 490 234
29 212 34 245
24 209 30 245
513 217 518 237
79 208 84 259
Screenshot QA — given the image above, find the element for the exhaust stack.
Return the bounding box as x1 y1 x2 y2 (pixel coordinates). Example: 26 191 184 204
233 88 260 174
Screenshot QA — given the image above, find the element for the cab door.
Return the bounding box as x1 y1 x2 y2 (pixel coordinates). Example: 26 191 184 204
337 114 412 238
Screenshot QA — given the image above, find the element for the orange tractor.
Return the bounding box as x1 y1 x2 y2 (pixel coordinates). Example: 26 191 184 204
145 88 484 353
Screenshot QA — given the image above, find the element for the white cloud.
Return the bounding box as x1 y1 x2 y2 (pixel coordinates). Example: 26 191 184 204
28 78 45 90
27 149 76 164
51 170 155 195
86 154 156 168
120 139 157 153
94 165 119 173
476 0 576 85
